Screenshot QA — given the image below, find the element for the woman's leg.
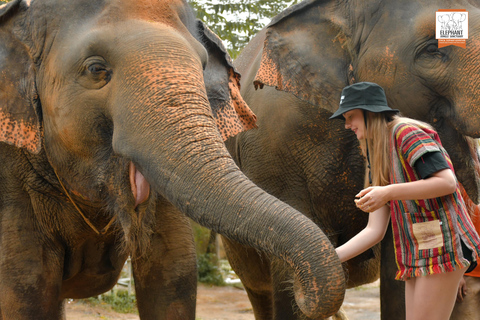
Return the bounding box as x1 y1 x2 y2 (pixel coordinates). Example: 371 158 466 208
407 268 466 320
405 277 416 320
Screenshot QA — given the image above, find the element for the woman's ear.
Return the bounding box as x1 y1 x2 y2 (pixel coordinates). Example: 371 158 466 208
196 20 257 141
0 0 42 153
253 0 352 113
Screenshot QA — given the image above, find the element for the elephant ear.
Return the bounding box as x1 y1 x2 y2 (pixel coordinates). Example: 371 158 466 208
0 0 41 154
253 0 352 113
196 20 257 141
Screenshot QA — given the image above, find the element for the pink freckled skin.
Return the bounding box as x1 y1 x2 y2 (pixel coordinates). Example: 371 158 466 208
0 111 40 153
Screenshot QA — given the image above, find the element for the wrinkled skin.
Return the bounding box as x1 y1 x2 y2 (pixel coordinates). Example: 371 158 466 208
0 0 346 319
451 194 480 320
224 0 480 319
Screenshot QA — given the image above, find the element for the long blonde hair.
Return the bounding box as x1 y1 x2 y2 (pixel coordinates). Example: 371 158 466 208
360 113 434 188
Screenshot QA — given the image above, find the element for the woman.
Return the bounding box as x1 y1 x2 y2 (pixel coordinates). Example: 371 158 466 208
330 82 480 320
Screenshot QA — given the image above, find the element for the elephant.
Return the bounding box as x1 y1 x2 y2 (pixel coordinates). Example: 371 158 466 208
0 0 346 318
222 0 480 319
450 194 480 320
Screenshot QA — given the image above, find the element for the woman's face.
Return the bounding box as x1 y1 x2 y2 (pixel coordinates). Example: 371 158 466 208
343 109 365 140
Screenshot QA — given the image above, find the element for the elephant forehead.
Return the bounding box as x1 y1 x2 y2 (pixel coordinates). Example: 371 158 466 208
413 11 436 37
99 0 189 27
91 0 199 52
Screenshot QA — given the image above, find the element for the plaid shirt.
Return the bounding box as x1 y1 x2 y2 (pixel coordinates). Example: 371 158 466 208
389 123 480 280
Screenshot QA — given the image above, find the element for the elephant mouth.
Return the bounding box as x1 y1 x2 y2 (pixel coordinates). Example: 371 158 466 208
129 162 150 208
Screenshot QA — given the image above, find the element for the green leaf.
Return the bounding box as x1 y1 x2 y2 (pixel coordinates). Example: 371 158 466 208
189 0 299 58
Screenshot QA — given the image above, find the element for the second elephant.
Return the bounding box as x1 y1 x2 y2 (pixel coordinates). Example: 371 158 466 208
225 0 480 319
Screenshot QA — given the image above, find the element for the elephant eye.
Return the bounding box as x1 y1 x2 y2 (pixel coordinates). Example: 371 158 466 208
416 40 448 62
79 58 113 89
426 44 439 53
423 41 447 60
88 64 106 74
87 63 112 82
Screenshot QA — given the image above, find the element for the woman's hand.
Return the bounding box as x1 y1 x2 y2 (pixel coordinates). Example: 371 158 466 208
355 169 456 213
355 186 390 212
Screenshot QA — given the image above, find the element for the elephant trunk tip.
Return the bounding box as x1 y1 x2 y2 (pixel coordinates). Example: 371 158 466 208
293 273 345 318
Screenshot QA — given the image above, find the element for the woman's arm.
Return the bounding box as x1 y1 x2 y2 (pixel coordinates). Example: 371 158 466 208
356 169 456 213
335 205 390 263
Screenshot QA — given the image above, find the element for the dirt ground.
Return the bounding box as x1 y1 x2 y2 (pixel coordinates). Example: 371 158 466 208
65 280 380 320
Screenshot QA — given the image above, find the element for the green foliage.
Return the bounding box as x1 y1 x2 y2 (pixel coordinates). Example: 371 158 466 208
0 0 10 4
191 221 226 286
197 253 225 286
83 290 138 314
99 291 137 314
191 220 212 255
189 0 300 58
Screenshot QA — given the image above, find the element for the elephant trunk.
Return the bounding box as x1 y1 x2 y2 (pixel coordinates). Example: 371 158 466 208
110 32 345 318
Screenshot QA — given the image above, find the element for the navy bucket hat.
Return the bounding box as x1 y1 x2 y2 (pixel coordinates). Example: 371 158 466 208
329 82 399 120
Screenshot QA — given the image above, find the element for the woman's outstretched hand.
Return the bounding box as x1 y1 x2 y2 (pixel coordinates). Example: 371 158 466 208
355 186 390 212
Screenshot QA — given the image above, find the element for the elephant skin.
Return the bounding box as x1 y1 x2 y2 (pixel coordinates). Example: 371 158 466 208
224 0 480 319
0 0 346 319
450 276 480 319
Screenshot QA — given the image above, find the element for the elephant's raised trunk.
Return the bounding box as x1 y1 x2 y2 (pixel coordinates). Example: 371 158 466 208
110 28 346 318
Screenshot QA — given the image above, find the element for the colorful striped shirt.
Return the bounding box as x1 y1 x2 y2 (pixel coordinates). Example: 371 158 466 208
389 123 480 281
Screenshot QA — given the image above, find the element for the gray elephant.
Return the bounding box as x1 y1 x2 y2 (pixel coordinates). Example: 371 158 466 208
0 0 346 319
224 0 480 319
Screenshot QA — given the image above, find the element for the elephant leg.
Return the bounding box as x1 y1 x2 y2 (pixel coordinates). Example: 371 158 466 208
0 205 65 319
244 287 274 320
132 198 197 320
380 225 405 320
221 236 273 319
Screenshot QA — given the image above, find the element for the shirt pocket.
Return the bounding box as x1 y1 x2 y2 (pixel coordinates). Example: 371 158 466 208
410 213 450 259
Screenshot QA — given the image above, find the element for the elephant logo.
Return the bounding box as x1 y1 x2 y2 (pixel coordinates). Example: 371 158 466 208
436 9 468 48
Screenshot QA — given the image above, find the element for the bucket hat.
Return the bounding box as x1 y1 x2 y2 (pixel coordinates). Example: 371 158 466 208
329 82 399 120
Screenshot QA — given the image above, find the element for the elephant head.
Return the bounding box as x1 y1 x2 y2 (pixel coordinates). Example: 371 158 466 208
0 0 345 317
253 0 480 205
